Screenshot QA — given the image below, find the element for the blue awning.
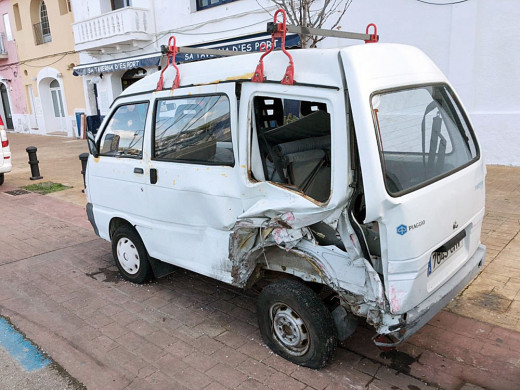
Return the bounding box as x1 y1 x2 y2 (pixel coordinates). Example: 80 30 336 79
176 33 301 63
74 33 301 76
73 53 162 76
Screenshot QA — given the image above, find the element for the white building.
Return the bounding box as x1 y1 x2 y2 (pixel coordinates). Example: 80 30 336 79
70 0 520 165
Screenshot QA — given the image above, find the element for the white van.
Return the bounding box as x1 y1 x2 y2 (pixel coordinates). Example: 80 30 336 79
85 40 485 368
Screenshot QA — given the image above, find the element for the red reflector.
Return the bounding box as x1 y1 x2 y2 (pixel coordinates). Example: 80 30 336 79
1 140 8 147
4 156 10 159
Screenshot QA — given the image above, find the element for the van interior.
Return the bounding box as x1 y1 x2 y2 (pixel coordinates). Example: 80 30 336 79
251 96 332 203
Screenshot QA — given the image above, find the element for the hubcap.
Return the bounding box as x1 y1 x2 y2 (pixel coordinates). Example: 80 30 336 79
116 237 140 275
270 303 309 356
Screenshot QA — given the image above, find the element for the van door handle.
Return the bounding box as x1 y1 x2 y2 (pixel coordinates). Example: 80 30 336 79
150 168 158 184
134 167 144 174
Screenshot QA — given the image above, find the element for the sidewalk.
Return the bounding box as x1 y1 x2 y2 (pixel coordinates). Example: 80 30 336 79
1 133 519 389
448 165 520 332
5 132 88 206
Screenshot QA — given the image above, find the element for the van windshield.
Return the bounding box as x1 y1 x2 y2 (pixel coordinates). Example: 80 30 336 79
372 84 478 195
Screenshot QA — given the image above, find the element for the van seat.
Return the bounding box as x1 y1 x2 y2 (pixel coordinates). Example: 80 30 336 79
273 136 331 202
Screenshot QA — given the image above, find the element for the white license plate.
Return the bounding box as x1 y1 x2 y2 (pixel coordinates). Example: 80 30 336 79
428 239 463 276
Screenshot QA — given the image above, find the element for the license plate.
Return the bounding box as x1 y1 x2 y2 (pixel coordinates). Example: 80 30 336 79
428 239 463 276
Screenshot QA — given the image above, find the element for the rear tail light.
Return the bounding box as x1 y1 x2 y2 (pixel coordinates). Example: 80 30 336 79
1 140 8 148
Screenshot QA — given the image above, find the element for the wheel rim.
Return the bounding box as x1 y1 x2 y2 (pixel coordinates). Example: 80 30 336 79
116 237 140 275
270 302 310 356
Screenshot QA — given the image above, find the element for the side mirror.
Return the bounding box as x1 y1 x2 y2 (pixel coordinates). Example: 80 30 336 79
86 131 99 157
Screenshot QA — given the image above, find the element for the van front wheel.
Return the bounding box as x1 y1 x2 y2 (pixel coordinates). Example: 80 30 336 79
111 226 152 284
256 280 337 369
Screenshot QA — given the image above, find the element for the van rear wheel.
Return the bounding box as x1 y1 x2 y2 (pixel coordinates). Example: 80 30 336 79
0 173 4 185
111 225 152 284
256 280 337 369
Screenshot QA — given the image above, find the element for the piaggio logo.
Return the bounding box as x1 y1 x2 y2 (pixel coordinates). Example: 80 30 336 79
397 224 408 236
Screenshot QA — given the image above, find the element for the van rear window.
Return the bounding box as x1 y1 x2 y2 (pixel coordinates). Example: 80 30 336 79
372 85 478 195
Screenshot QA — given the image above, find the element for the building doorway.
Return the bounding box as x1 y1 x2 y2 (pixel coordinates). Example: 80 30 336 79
38 76 66 133
121 68 146 91
0 83 13 129
50 79 65 128
111 0 132 10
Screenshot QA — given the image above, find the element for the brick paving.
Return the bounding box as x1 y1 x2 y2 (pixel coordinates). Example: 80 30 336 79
0 134 519 389
448 165 520 332
5 132 88 206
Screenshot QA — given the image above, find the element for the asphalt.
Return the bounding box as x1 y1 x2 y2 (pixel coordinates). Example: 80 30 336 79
0 132 519 389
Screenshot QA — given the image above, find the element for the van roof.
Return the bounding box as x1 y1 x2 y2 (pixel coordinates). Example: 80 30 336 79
120 43 445 97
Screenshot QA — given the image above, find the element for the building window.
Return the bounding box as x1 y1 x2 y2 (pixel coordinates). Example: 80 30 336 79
12 4 22 31
112 0 132 10
58 0 71 15
38 0 51 44
197 0 237 11
3 14 12 41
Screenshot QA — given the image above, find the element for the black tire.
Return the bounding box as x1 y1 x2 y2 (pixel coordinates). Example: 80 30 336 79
111 225 153 284
0 173 4 185
256 279 337 369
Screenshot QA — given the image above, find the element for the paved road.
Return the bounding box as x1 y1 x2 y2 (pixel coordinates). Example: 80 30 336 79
0 133 519 389
0 316 82 390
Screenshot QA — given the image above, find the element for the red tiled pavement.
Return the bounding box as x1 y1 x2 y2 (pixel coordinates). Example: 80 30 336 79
1 178 519 389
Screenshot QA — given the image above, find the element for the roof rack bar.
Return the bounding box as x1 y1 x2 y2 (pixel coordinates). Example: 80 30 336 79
284 25 378 42
177 47 245 57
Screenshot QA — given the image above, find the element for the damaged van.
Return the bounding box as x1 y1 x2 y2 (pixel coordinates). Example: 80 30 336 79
85 19 485 369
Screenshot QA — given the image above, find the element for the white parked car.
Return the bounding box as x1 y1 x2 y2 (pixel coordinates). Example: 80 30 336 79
0 118 11 185
85 40 485 368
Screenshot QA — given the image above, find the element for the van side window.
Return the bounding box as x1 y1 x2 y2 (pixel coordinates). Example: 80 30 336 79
154 95 234 166
251 96 331 203
99 103 148 158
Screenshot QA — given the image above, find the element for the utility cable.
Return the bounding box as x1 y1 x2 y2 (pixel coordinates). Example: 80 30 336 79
415 0 469 5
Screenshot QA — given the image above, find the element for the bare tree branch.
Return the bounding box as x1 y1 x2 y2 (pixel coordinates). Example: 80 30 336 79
269 0 353 48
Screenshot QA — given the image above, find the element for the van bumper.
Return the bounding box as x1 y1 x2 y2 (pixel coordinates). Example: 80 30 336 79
375 244 486 348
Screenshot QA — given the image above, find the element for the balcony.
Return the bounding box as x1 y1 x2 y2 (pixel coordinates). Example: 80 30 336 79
73 7 153 53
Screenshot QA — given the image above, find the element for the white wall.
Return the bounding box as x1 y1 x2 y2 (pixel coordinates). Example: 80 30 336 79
71 0 520 165
336 0 520 166
153 0 520 165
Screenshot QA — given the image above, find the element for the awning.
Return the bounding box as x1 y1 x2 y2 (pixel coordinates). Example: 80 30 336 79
73 33 301 76
73 53 162 76
176 33 301 63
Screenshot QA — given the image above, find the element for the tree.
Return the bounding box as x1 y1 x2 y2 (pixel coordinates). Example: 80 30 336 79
270 0 354 48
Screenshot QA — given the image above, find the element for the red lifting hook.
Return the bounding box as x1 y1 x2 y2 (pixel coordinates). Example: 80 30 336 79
157 36 180 91
365 24 379 44
251 9 295 85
